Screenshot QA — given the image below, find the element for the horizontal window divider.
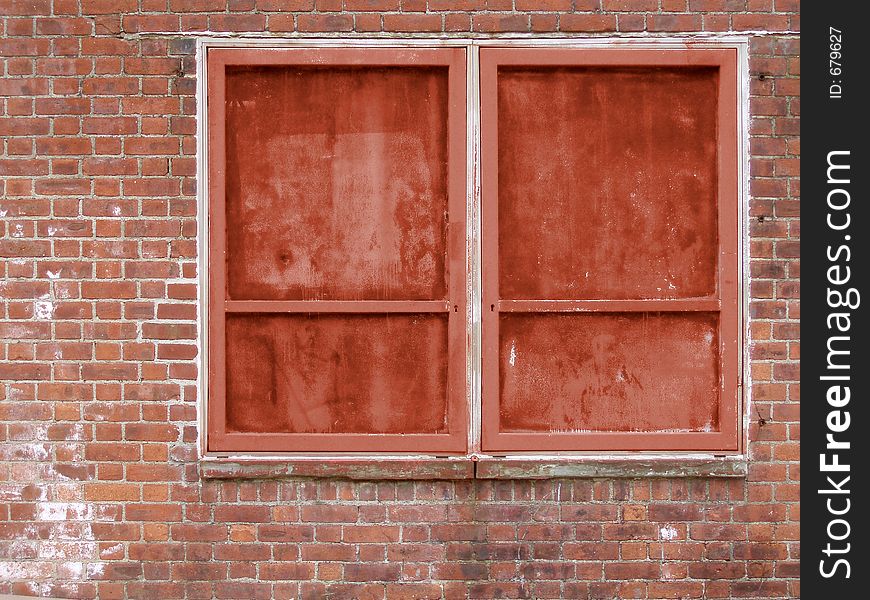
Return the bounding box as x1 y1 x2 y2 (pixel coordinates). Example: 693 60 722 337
496 298 721 313
224 300 452 314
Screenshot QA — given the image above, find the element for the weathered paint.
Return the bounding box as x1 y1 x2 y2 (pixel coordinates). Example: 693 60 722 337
480 48 740 453
200 458 475 480
199 455 747 480
498 312 720 433
474 456 748 479
207 48 469 453
224 313 448 435
224 65 449 301
497 66 720 300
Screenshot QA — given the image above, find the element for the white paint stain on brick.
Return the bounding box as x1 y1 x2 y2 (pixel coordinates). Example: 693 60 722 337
39 542 97 560
34 300 54 320
49 465 77 481
0 561 51 581
659 524 679 540
36 502 91 522
100 543 124 559
10 443 51 461
87 562 106 579
61 561 85 580
46 270 60 279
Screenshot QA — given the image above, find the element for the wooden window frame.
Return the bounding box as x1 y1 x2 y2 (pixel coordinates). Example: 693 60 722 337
480 48 741 452
199 40 747 463
206 47 469 453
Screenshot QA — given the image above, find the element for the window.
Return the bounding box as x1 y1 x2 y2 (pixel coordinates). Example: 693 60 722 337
204 43 743 457
206 48 468 452
480 49 740 452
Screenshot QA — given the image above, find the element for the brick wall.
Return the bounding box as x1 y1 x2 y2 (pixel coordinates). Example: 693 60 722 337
0 1 799 599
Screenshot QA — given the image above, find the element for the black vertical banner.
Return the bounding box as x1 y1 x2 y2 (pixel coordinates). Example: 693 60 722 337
802 3 868 597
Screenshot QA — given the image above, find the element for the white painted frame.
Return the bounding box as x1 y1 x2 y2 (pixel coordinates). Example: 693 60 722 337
196 36 751 469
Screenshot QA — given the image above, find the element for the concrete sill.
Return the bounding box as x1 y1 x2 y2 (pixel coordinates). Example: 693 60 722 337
474 455 748 479
200 457 474 480
200 454 747 480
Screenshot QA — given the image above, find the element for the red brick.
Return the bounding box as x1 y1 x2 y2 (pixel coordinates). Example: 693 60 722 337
1 0 51 15
35 137 92 155
126 464 181 482
560 14 617 31
85 442 141 461
300 505 359 523
472 14 529 32
0 363 51 380
210 13 268 31
383 14 442 32
85 483 140 501
516 0 571 9
125 423 179 442
215 505 272 523
604 562 661 580
345 563 402 582
0 78 49 96
259 563 315 580
171 563 227 581
648 14 703 31
125 503 183 522
297 14 353 32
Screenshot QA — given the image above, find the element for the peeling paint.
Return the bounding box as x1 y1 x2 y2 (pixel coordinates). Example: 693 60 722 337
225 314 449 435
224 65 448 301
498 66 719 301
499 313 720 433
34 300 54 320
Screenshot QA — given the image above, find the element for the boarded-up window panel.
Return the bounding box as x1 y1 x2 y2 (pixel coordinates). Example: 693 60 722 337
481 49 740 452
498 313 720 433
224 66 449 301
497 67 719 301
208 48 467 453
225 314 448 435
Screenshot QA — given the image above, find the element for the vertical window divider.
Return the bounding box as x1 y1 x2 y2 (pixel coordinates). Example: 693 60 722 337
467 43 483 457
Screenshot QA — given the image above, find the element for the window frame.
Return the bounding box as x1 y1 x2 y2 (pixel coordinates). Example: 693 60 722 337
205 47 469 454
197 38 749 464
480 47 741 452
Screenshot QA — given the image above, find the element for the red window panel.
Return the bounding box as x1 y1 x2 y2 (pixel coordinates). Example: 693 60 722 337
480 48 740 452
207 48 468 453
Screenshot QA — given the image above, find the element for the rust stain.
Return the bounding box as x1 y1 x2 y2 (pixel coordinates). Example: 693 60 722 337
224 66 449 301
225 314 449 435
497 66 720 300
498 313 720 433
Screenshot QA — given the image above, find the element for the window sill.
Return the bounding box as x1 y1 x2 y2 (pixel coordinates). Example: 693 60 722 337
200 457 475 480
199 454 747 480
474 455 747 479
